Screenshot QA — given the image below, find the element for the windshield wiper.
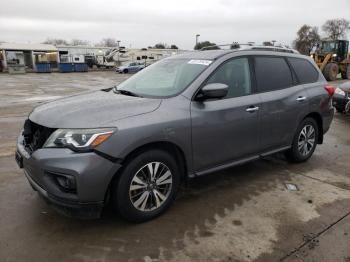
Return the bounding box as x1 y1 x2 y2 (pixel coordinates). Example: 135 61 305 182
113 87 142 97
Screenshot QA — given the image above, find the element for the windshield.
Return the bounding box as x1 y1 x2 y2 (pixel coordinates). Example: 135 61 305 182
321 41 338 53
116 58 211 97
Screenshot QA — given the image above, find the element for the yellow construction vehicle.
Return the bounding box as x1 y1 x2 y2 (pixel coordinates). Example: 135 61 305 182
310 40 350 81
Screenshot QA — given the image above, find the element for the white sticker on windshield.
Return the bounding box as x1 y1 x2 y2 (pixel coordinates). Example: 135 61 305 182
188 60 212 66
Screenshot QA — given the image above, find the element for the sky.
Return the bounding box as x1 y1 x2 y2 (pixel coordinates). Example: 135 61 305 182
1 0 350 50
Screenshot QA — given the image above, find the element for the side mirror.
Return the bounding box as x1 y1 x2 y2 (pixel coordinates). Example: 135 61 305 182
197 83 228 100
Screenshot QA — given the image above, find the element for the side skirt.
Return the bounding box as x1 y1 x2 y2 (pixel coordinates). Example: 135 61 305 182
194 146 291 177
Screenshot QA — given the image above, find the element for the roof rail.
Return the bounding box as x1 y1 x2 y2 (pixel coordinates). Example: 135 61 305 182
200 43 253 51
200 43 299 54
249 46 299 54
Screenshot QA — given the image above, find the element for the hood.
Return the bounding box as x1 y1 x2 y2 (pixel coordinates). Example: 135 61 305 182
29 90 161 128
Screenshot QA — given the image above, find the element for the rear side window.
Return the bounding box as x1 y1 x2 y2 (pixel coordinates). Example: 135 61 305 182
288 57 319 84
254 57 293 92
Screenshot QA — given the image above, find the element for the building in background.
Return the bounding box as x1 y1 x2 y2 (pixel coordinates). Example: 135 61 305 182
0 43 189 72
0 43 58 72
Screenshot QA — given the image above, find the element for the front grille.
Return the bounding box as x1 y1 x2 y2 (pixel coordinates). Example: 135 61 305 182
22 119 56 154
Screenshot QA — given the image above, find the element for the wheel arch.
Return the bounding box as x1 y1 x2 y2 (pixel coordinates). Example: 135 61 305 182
122 141 188 176
303 112 323 144
106 141 189 199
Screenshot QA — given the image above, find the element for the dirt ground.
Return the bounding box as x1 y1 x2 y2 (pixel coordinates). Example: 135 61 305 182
0 72 349 262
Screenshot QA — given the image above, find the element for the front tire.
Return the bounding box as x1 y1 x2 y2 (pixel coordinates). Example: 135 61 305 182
285 118 319 163
112 150 180 222
323 63 339 81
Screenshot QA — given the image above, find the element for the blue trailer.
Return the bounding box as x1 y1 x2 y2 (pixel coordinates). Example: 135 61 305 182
36 63 51 73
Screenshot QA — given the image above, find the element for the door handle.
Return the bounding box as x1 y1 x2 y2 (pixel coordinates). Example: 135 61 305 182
246 106 259 112
296 96 307 102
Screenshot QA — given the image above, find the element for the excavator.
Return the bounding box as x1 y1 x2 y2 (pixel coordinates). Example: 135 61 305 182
310 40 350 81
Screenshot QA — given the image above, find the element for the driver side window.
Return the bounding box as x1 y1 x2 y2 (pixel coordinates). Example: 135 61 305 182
206 57 251 98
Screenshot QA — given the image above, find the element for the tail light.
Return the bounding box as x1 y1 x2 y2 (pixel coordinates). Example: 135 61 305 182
325 85 335 97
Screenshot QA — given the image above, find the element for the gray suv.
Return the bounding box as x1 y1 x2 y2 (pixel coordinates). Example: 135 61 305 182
16 48 334 222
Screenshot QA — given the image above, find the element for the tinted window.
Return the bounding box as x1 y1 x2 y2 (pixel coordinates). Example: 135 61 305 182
254 57 293 92
206 57 251 98
288 58 319 84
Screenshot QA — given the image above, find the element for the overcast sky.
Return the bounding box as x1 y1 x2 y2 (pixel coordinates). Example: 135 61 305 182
1 0 349 49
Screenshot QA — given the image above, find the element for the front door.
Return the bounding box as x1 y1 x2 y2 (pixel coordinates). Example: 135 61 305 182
191 57 261 172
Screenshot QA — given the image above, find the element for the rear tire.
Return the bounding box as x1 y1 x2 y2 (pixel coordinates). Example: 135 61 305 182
323 63 339 81
285 118 319 163
112 149 180 222
341 65 350 80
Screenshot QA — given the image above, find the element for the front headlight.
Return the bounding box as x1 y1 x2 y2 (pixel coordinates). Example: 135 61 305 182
43 128 116 152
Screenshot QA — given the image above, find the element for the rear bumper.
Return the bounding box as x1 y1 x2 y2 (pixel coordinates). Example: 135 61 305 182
16 134 122 219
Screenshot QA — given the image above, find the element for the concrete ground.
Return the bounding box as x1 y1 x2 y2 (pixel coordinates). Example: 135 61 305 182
0 72 349 262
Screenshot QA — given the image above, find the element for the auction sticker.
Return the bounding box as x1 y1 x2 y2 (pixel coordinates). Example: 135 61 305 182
188 60 212 66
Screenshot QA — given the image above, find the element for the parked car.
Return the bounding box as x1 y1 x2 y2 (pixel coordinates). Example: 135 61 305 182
333 81 350 113
116 62 145 73
16 48 334 222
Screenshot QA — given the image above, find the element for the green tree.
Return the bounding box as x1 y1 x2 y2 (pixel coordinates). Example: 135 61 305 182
194 41 220 50
170 44 179 49
293 25 320 55
263 41 273 46
154 43 166 49
230 42 240 49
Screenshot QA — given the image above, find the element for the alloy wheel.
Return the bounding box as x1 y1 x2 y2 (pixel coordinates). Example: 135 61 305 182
129 162 173 212
298 125 316 156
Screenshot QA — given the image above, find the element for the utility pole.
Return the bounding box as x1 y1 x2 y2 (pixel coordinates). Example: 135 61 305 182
117 40 121 66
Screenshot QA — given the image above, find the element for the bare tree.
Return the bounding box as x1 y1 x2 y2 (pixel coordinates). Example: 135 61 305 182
293 25 320 55
42 38 68 45
322 18 350 40
70 39 89 46
97 38 118 47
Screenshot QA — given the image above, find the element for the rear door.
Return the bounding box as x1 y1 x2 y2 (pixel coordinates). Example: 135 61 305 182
254 56 309 151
